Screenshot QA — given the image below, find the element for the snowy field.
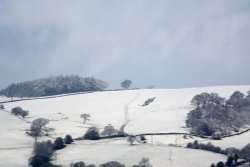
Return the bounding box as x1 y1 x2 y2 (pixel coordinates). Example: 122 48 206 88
1 85 250 166
56 139 227 167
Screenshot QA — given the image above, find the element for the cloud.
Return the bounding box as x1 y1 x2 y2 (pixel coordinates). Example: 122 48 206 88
0 0 250 88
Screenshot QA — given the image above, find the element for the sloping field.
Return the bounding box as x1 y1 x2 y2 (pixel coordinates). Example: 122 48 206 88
1 85 250 166
56 139 227 167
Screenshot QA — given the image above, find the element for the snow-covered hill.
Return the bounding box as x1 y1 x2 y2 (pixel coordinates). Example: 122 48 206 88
1 85 250 167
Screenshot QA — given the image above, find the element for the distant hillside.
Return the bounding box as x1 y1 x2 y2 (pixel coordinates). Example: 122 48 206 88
0 75 108 98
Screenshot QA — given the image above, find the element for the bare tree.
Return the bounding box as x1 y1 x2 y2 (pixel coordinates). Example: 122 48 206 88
29 118 49 143
80 113 90 124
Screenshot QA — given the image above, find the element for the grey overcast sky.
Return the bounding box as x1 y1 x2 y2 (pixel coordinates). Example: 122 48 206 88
0 0 250 89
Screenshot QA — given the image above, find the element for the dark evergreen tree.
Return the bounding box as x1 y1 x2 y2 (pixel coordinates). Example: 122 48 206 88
210 163 216 167
53 137 65 150
193 140 199 149
226 156 234 167
64 135 74 144
29 140 54 167
216 161 225 167
234 154 238 164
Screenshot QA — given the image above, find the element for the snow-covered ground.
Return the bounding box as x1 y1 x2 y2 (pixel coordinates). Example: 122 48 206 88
57 139 227 167
0 85 250 166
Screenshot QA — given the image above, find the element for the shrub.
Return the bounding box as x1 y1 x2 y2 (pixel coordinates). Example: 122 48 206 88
142 97 155 106
86 165 96 167
11 107 23 115
132 158 153 167
19 110 29 118
99 161 125 167
83 127 100 140
139 135 147 143
0 103 4 109
211 132 222 140
225 156 234 167
64 135 74 144
127 135 136 145
70 161 85 167
11 107 29 118
216 161 225 167
210 163 216 167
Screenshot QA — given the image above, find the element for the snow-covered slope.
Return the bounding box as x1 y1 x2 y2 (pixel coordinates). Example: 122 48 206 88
3 86 250 136
56 139 227 167
1 85 250 167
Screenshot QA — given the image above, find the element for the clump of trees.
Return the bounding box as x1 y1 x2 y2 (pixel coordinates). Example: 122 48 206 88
121 80 132 89
186 140 224 154
11 107 29 118
211 154 242 167
29 133 75 166
70 158 153 167
186 140 243 158
0 75 108 98
186 91 250 136
196 141 250 167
